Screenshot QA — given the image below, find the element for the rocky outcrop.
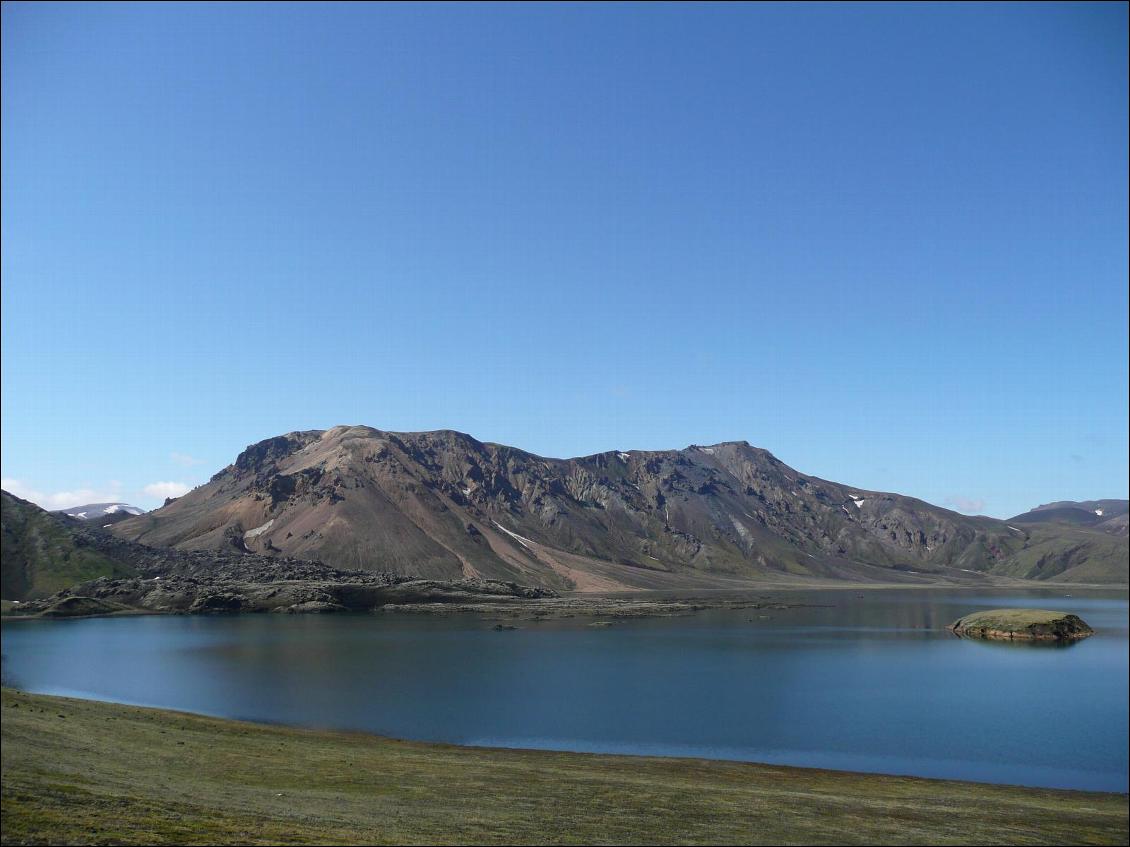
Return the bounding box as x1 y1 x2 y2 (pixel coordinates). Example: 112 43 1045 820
949 609 1095 641
38 596 132 618
11 567 557 617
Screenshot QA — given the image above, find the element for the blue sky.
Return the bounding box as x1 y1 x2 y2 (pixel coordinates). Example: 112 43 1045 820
2 2 1126 516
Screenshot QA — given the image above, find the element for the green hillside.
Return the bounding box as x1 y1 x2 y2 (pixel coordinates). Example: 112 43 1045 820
990 523 1128 584
1 490 136 601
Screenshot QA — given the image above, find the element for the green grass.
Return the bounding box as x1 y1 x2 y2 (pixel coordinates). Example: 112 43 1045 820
952 609 1082 630
2 689 1126 845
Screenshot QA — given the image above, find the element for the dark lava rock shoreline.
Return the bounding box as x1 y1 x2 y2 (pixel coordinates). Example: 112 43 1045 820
2 531 825 621
8 570 556 618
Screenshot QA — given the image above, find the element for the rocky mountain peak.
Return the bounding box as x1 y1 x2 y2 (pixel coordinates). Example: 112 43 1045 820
111 426 1128 590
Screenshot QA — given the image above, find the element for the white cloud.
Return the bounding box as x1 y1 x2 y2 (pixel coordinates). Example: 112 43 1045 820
944 495 986 515
170 451 205 468
143 481 191 501
1 478 125 511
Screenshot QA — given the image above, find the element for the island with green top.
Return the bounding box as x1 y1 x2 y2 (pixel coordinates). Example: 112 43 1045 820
949 609 1095 642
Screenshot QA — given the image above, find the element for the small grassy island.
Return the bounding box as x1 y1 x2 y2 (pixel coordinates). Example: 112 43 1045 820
949 609 1094 642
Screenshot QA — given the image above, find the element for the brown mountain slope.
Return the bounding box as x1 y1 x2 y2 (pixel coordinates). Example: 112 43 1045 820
111 426 1128 590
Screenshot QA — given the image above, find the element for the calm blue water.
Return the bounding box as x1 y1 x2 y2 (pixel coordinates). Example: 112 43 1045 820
3 588 1127 792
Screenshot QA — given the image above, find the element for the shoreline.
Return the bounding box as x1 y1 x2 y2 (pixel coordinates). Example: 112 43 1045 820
4 580 1125 623
3 686 1126 795
3 688 1126 845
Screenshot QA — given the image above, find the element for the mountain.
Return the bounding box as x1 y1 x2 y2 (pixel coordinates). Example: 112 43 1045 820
110 425 1128 589
54 502 146 527
1009 500 1129 536
2 489 555 615
1 491 137 601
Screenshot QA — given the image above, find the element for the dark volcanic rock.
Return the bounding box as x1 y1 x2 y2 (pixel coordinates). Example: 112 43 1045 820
10 559 558 618
39 596 129 618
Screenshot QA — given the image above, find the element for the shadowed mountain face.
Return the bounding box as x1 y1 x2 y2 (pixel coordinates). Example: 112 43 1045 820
111 426 1128 590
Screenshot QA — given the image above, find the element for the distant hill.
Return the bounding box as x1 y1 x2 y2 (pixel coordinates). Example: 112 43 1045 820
110 425 1128 588
54 502 146 527
1 491 137 601
1009 500 1129 536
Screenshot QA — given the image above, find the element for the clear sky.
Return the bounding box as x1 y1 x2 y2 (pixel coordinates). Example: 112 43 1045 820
2 2 1127 516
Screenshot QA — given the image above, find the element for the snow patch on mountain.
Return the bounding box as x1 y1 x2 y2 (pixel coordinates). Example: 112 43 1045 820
492 521 535 550
244 519 275 540
59 502 145 520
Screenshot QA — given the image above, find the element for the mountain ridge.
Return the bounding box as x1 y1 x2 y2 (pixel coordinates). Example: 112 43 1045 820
1009 499 1129 536
110 425 1128 589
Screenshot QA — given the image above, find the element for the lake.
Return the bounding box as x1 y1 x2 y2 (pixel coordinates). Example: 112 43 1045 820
3 588 1127 792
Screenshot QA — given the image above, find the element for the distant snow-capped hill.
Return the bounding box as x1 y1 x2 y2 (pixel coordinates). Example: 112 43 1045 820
55 502 146 526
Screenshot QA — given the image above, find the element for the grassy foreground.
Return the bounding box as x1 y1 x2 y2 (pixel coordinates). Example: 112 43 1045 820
2 689 1126 846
